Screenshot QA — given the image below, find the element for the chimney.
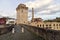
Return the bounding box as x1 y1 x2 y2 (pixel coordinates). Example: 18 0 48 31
32 8 34 22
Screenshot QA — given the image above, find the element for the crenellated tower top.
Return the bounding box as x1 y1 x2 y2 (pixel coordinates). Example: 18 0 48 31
16 4 28 10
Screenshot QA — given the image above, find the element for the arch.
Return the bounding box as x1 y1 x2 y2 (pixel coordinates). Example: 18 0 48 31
53 24 55 29
53 24 55 26
37 25 39 27
57 26 58 29
40 25 41 27
43 24 44 28
56 24 58 26
49 24 51 27
59 24 60 26
46 24 48 27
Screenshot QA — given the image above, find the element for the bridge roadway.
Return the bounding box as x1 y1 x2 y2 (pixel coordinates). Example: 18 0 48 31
0 25 44 40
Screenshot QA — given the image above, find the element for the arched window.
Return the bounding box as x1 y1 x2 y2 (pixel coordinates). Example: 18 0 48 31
49 24 51 27
24 21 25 23
46 24 48 27
21 10 23 13
49 27 52 29
56 24 58 26
40 25 41 27
53 24 55 26
43 24 44 28
57 27 58 29
59 24 60 28
53 24 55 29
37 25 39 27
59 24 60 26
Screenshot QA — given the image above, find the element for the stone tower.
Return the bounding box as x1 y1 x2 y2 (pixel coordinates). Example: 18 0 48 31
16 4 28 24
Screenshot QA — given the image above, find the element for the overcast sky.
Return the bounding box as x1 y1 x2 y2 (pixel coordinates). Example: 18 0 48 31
0 0 60 20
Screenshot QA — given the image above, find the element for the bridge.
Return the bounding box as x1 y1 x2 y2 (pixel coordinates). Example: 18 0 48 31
21 24 60 40
0 24 44 40
0 24 60 40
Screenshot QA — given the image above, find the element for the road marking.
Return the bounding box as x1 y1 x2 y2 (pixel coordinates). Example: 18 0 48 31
22 27 24 33
12 28 15 34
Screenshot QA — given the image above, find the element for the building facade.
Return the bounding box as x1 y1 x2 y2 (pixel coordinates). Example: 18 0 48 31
16 4 60 30
29 22 60 30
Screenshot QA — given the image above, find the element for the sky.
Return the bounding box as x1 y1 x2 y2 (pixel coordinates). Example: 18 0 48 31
0 0 60 20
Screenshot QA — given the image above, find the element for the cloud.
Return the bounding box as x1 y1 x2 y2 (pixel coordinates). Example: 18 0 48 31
0 0 60 20
25 0 52 9
25 0 60 15
24 0 60 20
39 4 60 15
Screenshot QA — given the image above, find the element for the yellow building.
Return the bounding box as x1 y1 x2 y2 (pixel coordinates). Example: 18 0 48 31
29 22 60 30
29 7 60 30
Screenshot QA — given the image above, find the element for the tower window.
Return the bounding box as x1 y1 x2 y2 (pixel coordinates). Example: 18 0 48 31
22 10 23 13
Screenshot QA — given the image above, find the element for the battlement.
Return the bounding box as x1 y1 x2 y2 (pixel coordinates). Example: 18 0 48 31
16 4 28 10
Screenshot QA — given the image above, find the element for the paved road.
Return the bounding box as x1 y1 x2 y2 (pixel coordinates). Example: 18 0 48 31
0 25 44 40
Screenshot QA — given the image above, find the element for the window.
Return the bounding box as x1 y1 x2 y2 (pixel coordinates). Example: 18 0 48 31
46 24 48 27
24 21 25 23
49 24 51 26
53 24 55 29
59 24 60 28
54 27 55 29
40 25 41 27
59 26 60 29
56 24 58 26
49 27 52 29
57 27 58 29
59 24 60 26
21 10 23 13
53 24 55 26
37 25 39 27
43 24 44 28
